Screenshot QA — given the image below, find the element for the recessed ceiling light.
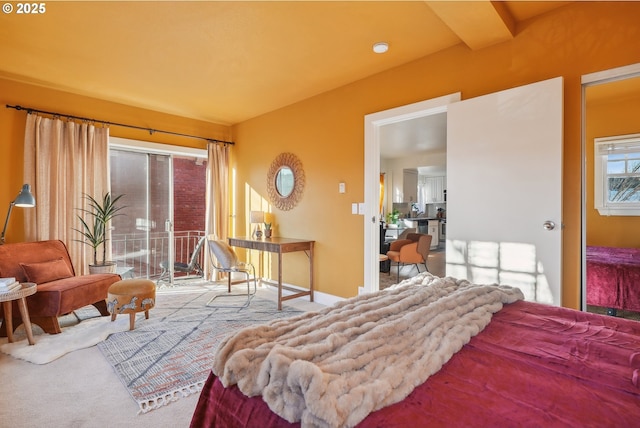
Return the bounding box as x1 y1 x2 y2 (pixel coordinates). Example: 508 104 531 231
373 42 389 54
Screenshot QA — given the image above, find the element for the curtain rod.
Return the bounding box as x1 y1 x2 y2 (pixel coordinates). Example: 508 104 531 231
6 104 234 145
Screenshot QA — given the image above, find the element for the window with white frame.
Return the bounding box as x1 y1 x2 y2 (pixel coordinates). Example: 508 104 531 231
594 133 640 216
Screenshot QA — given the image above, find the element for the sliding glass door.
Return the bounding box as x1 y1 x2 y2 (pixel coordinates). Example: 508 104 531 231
110 149 173 280
108 138 207 283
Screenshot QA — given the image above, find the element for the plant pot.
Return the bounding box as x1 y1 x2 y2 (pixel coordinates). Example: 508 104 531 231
89 262 117 275
265 229 272 238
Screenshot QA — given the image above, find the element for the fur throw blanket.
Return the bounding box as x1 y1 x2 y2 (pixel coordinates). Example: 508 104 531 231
213 273 524 428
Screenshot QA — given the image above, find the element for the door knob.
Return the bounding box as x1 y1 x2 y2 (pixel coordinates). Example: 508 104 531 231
542 221 555 231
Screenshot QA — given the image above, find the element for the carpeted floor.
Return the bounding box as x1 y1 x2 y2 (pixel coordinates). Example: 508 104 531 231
0 283 323 428
97 282 306 413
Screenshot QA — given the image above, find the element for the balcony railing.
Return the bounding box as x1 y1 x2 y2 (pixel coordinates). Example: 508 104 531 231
111 230 206 280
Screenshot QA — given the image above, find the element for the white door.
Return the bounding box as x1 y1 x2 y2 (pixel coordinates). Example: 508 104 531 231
446 77 563 305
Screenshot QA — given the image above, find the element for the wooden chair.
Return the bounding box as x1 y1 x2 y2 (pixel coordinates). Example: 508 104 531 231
386 233 432 282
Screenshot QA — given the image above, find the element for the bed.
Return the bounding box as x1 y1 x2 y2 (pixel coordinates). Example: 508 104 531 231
587 245 640 313
191 272 640 428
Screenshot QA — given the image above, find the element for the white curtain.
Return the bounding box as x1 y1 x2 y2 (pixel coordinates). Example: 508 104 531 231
204 142 230 279
23 113 110 275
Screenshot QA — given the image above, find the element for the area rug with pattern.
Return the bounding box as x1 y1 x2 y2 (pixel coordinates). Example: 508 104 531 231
97 284 304 414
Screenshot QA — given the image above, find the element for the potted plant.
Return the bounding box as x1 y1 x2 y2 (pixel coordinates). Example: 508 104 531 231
386 209 400 227
264 222 273 238
74 192 126 274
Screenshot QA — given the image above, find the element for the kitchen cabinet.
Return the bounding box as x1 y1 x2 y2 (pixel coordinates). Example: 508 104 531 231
403 169 418 203
427 220 439 249
425 176 446 203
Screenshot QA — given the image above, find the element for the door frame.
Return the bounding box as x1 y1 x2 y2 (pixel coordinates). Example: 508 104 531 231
363 93 461 294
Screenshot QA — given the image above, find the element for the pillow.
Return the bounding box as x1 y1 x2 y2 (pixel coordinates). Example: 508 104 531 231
208 241 238 269
20 258 74 284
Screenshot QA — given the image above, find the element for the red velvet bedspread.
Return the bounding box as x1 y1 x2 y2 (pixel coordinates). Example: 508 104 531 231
190 301 640 428
587 245 640 312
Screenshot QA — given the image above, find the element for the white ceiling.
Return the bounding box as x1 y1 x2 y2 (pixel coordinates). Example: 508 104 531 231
379 113 447 160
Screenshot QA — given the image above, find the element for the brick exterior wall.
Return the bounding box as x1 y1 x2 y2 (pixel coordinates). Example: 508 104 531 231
173 157 207 232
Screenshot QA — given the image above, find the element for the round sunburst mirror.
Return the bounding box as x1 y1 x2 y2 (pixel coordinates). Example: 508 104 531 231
267 152 305 211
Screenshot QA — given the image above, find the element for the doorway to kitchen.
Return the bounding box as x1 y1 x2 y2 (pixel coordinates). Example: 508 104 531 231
366 78 564 304
364 93 461 293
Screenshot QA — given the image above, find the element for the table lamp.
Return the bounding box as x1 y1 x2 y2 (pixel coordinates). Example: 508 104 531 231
1 184 36 245
250 210 264 239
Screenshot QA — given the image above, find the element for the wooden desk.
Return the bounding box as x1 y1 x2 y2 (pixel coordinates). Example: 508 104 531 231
228 237 314 310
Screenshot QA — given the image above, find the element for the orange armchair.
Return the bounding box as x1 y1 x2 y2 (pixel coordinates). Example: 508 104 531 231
386 233 432 282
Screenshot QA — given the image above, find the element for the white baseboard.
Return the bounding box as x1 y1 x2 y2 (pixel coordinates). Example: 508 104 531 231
260 279 344 307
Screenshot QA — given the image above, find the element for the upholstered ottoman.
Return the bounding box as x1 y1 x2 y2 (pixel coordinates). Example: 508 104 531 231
107 279 156 330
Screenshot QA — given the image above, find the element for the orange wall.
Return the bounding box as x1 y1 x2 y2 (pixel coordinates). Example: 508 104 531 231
2 3 640 307
232 2 640 306
586 91 640 246
0 79 231 243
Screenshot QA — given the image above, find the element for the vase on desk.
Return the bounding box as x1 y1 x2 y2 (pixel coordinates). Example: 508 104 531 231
265 229 272 238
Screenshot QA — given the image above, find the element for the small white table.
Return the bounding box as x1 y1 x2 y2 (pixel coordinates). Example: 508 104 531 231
0 282 37 345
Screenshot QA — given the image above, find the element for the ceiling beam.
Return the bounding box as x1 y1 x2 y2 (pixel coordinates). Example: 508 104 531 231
425 0 515 50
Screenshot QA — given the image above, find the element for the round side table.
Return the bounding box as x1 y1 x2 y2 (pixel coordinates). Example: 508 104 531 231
0 282 37 345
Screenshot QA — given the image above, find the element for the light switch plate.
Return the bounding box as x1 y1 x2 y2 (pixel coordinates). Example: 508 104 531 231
358 203 365 215
352 203 358 214
339 182 346 193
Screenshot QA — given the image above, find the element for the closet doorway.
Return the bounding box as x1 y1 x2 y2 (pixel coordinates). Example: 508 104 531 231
582 63 640 320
